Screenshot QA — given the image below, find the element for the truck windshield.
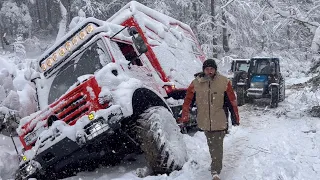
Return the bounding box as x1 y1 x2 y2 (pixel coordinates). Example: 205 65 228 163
48 39 110 104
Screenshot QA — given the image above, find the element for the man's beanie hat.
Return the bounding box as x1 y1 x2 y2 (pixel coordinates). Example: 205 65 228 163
202 59 217 71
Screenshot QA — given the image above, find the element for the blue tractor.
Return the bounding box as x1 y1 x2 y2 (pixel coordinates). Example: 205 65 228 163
236 57 285 108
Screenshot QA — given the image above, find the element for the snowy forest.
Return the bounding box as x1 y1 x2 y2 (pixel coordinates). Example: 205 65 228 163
0 0 320 180
1 0 320 80
0 0 319 59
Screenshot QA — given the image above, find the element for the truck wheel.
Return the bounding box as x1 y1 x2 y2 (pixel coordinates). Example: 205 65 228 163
270 86 279 108
135 106 187 175
236 86 246 106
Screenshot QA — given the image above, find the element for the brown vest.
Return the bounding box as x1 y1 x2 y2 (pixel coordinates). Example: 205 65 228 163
193 73 229 131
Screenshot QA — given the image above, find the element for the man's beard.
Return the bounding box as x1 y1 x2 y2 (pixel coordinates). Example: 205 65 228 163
204 73 215 79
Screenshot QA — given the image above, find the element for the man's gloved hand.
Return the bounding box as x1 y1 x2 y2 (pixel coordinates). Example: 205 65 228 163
178 115 189 124
232 122 240 126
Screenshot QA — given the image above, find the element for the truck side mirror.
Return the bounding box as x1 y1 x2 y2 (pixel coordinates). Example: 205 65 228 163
128 27 148 54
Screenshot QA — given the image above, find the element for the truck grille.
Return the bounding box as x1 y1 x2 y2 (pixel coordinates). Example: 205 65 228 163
55 94 89 124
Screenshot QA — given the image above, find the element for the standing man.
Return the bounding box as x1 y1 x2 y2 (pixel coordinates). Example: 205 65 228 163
179 59 240 180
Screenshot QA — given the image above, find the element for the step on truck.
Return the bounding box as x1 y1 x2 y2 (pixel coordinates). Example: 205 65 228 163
16 1 205 179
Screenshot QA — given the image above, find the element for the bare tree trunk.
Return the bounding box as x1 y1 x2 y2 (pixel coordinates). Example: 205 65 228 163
46 0 52 27
0 29 4 50
36 0 47 29
222 9 229 53
211 0 218 58
287 25 290 50
190 2 198 35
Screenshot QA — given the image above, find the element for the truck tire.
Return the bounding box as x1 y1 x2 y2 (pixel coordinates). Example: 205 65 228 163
236 86 246 106
270 86 279 108
135 106 187 175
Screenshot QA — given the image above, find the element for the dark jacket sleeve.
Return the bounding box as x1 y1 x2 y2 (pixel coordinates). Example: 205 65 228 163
224 81 240 125
181 82 195 118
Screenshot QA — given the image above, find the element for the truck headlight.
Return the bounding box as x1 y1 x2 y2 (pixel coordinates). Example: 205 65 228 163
24 126 45 146
26 163 37 175
87 121 104 140
21 160 41 178
86 119 110 140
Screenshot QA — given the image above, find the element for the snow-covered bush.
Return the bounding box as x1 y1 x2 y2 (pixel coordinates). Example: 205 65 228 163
0 57 37 135
23 36 41 56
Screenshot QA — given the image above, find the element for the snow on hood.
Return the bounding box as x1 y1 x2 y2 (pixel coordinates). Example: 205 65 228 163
95 62 171 116
95 63 144 116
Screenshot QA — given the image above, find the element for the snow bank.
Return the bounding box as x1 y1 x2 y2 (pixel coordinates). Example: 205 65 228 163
0 57 16 76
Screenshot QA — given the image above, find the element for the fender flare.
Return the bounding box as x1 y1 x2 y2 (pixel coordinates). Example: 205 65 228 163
269 83 279 87
131 87 171 117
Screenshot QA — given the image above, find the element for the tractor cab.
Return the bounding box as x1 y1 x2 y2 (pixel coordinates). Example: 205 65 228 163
246 57 285 107
228 59 250 89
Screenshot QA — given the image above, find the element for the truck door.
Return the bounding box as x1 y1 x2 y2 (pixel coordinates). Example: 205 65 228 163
106 39 165 96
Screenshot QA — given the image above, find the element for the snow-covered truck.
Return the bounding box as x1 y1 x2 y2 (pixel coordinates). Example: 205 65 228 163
15 1 205 179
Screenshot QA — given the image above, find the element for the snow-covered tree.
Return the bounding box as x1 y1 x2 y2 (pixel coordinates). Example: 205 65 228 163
0 1 32 37
70 0 124 20
12 34 26 63
69 9 86 30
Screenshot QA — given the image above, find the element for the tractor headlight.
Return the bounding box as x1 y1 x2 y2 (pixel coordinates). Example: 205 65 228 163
250 82 264 88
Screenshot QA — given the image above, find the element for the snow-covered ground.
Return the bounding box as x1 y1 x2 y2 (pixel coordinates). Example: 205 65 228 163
59 85 320 180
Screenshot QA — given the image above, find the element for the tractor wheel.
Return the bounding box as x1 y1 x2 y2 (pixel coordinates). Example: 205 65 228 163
279 80 285 102
135 106 187 175
245 96 254 104
236 86 246 106
270 86 279 108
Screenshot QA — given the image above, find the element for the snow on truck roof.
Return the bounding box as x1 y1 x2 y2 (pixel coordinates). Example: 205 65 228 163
37 17 133 76
107 1 196 42
108 1 205 88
